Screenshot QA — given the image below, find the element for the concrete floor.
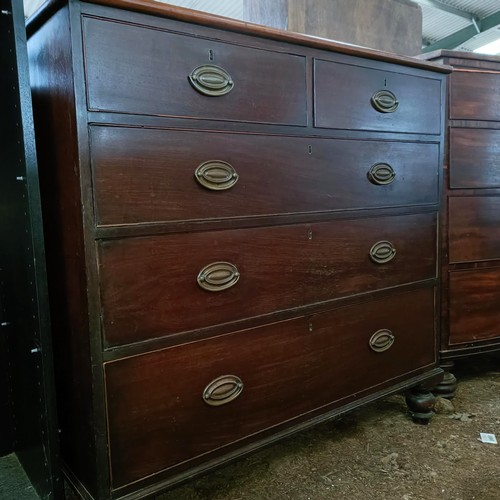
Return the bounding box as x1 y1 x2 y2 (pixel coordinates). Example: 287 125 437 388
0 454 39 500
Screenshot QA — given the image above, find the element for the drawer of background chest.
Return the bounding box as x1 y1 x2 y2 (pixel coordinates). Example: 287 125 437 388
449 268 500 345
81 15 306 125
105 287 435 489
449 70 500 121
98 213 437 347
448 196 500 263
449 128 500 189
314 57 441 133
90 125 440 226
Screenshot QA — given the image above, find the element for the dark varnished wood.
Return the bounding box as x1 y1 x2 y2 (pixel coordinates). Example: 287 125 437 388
99 213 437 346
105 287 435 489
28 5 99 496
82 15 307 125
314 58 442 134
449 128 500 189
448 196 500 263
27 1 445 497
449 70 500 122
449 268 500 345
91 125 439 226
28 0 451 74
421 50 500 365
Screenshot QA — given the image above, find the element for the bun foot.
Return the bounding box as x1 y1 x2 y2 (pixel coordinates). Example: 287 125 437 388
432 361 457 399
405 388 436 425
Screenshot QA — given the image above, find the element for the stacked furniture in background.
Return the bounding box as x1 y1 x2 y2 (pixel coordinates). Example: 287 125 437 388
0 0 60 497
420 50 500 398
27 0 449 498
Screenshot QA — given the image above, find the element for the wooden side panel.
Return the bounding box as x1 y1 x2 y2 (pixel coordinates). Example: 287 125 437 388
98 213 437 346
106 287 435 488
288 0 422 56
448 196 500 263
449 269 500 345
90 126 440 226
28 6 98 496
449 71 500 121
449 128 500 189
314 58 441 134
82 15 307 125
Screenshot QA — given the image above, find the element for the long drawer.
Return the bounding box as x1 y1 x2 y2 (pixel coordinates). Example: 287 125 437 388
449 128 500 189
448 196 500 263
449 70 500 121
82 15 307 125
98 213 437 346
105 287 436 489
90 126 440 226
449 268 500 345
314 57 442 134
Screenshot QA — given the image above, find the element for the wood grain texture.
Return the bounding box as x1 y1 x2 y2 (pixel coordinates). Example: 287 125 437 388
82 15 307 125
105 287 435 488
448 196 500 264
449 268 500 345
449 70 500 122
27 0 450 73
27 6 98 496
90 126 439 226
314 58 441 134
288 0 422 56
243 0 287 30
449 128 500 189
98 213 437 346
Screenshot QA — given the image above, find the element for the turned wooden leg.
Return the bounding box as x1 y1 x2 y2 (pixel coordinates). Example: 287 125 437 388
405 387 436 425
432 361 457 399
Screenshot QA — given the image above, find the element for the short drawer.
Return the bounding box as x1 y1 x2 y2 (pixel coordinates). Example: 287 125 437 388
449 196 500 263
90 126 440 226
449 128 500 189
82 16 306 125
450 70 500 121
314 58 441 134
449 268 500 345
98 213 437 346
105 287 435 488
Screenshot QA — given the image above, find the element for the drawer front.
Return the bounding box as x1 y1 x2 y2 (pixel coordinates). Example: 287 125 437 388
99 213 437 346
82 16 306 125
105 288 435 488
91 126 440 226
450 71 500 121
449 196 500 263
449 128 500 189
449 269 500 345
314 58 441 133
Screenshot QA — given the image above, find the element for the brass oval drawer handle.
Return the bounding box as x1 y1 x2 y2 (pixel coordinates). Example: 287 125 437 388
369 329 395 353
371 90 399 113
197 262 240 292
188 64 234 97
195 160 239 191
369 240 396 264
367 163 396 186
203 375 243 406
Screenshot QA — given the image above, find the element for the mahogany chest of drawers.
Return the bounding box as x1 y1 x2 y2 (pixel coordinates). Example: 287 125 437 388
421 50 500 395
27 1 448 498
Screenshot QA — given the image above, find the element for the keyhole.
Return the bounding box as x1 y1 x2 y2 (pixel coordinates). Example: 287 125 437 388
208 49 214 61
308 145 313 155
308 229 313 240
384 79 387 87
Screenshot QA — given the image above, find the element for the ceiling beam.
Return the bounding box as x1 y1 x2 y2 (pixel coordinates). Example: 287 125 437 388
422 10 500 52
417 0 474 21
